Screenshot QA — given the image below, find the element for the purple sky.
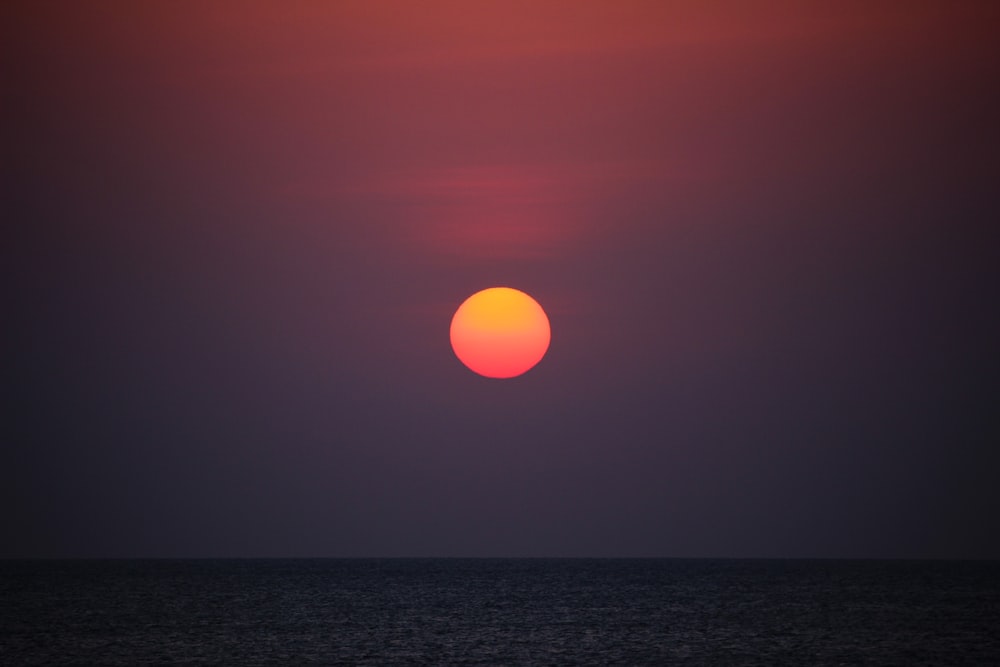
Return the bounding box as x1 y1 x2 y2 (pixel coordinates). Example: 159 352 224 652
5 2 999 557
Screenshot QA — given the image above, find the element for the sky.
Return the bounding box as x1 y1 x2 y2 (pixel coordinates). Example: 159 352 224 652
5 1 999 558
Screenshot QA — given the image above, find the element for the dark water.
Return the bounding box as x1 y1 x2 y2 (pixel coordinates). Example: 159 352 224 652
2 559 998 665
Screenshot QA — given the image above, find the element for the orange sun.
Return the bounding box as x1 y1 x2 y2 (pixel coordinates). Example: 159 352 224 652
450 287 551 378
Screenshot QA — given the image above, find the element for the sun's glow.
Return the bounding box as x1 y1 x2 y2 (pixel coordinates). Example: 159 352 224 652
450 287 551 378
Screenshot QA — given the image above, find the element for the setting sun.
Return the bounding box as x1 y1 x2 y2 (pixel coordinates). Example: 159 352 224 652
450 287 551 378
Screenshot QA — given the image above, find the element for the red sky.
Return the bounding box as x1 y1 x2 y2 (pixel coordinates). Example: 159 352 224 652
5 2 1000 557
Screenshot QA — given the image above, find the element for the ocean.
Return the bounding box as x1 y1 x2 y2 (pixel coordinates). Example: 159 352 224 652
2 558 997 665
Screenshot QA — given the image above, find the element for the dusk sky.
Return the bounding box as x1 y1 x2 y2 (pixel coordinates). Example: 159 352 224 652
5 2 999 558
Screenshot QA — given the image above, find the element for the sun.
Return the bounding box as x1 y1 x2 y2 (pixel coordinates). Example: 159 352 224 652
450 287 551 378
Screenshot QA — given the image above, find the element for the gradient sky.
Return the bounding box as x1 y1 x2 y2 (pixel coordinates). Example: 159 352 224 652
5 2 999 558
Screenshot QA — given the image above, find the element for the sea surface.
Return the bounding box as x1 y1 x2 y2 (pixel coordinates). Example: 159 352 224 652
1 558 998 665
